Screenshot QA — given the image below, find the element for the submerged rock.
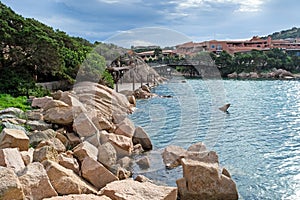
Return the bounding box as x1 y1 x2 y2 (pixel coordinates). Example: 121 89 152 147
162 145 187 169
132 126 152 151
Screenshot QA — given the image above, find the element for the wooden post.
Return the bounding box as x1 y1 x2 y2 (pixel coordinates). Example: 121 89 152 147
147 74 149 85
116 81 119 92
132 71 135 91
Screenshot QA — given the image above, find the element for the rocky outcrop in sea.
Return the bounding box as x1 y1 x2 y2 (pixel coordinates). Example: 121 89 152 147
227 68 296 79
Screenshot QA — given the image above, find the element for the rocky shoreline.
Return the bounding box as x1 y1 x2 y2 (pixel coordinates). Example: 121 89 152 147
0 81 238 200
227 68 298 80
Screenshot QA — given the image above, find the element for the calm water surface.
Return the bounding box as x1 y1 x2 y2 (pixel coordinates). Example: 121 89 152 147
130 78 300 200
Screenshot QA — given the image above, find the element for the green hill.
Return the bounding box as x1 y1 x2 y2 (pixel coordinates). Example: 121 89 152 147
263 27 300 40
0 2 118 96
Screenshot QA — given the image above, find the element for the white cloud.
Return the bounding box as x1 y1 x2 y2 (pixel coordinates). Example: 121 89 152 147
105 27 191 47
177 0 206 9
97 0 120 3
131 40 156 46
97 0 142 4
170 0 265 13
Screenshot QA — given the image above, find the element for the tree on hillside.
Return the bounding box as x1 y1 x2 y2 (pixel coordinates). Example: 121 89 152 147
0 2 117 95
264 27 300 40
76 50 106 82
211 51 234 74
265 48 293 70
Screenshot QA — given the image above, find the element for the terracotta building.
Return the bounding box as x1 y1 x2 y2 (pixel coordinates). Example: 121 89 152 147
176 36 300 55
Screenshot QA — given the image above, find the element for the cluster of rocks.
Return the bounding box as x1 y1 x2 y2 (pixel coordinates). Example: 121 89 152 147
162 143 239 200
0 81 177 200
119 57 165 84
133 84 157 99
119 84 157 100
228 68 295 79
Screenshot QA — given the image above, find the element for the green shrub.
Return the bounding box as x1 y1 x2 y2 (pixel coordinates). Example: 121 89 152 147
0 124 4 133
101 70 114 88
0 94 30 111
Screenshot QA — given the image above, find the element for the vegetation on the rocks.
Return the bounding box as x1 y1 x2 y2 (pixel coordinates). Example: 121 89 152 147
0 94 30 111
0 124 3 133
0 2 114 97
210 48 300 77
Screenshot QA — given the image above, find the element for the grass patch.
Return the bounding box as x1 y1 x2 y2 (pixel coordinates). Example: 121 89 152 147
0 94 30 111
0 124 4 133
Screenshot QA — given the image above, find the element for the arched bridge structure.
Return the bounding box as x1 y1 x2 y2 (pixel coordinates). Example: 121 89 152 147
146 59 220 79
106 55 220 85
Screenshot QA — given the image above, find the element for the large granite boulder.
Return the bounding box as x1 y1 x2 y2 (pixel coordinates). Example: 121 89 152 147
94 116 116 132
103 133 133 157
99 179 177 200
25 120 52 131
73 113 98 138
98 142 117 168
132 126 152 151
0 128 29 151
36 138 66 153
27 129 57 147
0 166 25 200
176 158 238 200
42 160 97 195
44 106 73 125
186 151 219 164
33 146 59 163
81 157 118 190
58 152 80 174
114 117 135 138
66 132 81 148
18 162 58 200
0 122 27 133
73 82 133 119
43 100 69 111
73 141 98 162
0 148 25 172
31 96 53 108
26 110 43 121
0 107 24 117
44 194 112 200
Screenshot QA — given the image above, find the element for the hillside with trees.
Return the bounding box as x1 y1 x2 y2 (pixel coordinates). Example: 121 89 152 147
0 2 117 97
263 27 300 40
210 48 300 77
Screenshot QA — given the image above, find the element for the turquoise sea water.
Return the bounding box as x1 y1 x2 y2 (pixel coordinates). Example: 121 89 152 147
130 78 300 200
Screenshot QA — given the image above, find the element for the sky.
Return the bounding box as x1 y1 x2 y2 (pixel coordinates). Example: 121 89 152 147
1 0 300 47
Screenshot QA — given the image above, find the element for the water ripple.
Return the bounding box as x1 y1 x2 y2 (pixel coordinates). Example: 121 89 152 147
130 79 300 199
